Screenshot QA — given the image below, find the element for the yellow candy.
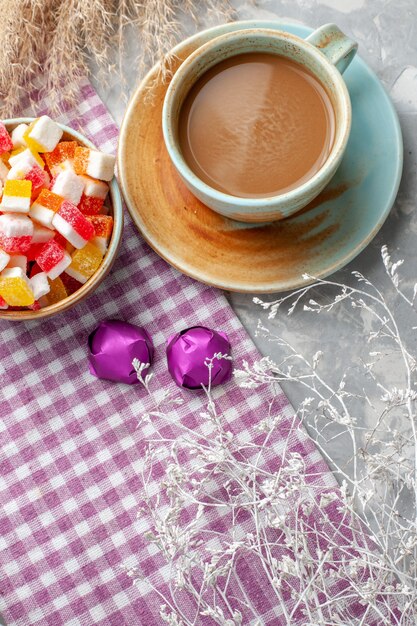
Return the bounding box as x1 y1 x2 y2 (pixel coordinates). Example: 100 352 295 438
66 242 103 284
4 179 32 198
1 179 32 212
44 276 68 305
23 121 43 153
0 268 34 306
10 145 44 169
16 127 45 168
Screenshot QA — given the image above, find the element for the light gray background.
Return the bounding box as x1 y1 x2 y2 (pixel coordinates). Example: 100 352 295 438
0 4 413 625
90 0 417 470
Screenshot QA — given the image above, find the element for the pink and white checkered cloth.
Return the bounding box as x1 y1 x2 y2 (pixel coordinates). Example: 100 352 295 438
0 81 370 626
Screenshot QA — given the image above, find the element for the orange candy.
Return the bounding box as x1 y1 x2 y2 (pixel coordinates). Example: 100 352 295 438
36 189 64 213
73 147 89 176
86 215 113 238
44 141 78 172
44 276 68 305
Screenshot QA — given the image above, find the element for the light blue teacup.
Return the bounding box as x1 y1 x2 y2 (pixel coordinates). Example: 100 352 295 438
162 24 358 222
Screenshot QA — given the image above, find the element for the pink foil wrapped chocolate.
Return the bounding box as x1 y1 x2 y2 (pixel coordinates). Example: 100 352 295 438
166 325 232 389
88 319 153 384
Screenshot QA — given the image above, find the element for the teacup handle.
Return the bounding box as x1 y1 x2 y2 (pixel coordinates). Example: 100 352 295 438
306 23 358 74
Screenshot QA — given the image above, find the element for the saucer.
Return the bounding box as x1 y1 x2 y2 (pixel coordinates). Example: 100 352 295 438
118 21 403 293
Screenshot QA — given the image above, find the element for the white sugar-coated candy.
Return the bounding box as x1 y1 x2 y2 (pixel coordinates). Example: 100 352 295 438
11 123 29 149
52 170 84 205
0 159 9 183
30 272 50 299
86 151 115 182
27 116 63 152
1 267 32 288
50 159 75 177
66 265 87 284
0 191 31 214
7 255 27 273
8 148 38 169
80 175 109 199
7 156 33 181
29 203 56 230
52 213 88 249
0 249 10 271
0 214 34 237
32 224 55 244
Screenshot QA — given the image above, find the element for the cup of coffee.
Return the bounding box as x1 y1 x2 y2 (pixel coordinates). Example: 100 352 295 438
162 24 357 222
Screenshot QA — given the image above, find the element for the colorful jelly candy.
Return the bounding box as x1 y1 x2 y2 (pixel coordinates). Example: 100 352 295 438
8 147 45 170
65 242 103 284
26 223 55 260
86 215 113 253
25 165 49 199
36 239 72 280
26 243 47 262
74 147 115 181
51 169 84 205
40 275 67 306
52 200 94 249
0 120 115 311
23 116 63 153
43 141 77 173
0 267 34 306
0 214 33 254
0 122 13 155
0 180 32 213
60 271 82 295
78 194 104 215
30 189 64 228
80 175 109 200
7 159 49 200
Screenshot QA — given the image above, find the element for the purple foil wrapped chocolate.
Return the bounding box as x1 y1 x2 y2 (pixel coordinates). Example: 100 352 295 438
166 326 232 389
88 319 154 385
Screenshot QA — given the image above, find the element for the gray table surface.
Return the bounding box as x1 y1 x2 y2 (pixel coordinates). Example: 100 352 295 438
89 0 417 473
0 3 413 626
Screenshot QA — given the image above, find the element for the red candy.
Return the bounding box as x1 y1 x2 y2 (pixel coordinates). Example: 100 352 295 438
53 232 68 248
29 263 42 278
25 165 49 199
57 200 95 240
78 194 104 216
26 242 47 262
0 122 13 155
61 272 83 295
0 234 32 254
36 239 66 274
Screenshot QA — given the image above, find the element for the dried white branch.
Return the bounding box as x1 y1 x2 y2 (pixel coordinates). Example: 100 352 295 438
126 247 416 624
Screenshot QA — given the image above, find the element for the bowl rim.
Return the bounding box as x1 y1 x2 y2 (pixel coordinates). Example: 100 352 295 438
0 118 123 321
